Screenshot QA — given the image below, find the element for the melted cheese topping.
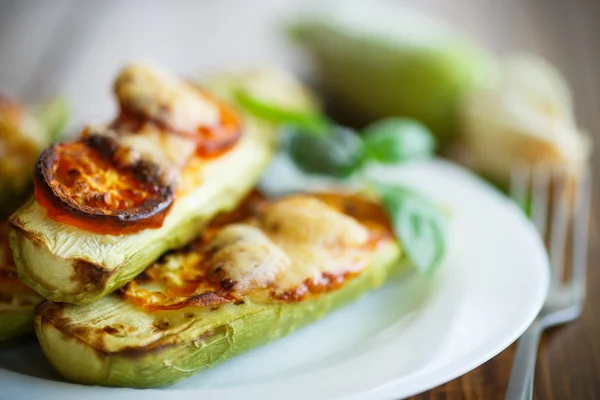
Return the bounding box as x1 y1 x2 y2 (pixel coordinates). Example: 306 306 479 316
220 196 372 295
204 224 291 295
114 62 220 133
117 125 196 171
261 196 370 247
122 194 389 308
110 63 240 194
112 126 217 197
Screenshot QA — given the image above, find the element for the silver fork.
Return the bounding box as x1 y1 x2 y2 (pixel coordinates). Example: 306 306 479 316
505 165 591 400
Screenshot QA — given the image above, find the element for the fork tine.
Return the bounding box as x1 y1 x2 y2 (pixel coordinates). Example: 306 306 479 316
531 166 550 235
549 167 569 288
571 168 591 300
507 166 590 399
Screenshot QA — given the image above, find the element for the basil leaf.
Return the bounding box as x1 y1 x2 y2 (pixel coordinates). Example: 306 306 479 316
376 182 446 272
286 125 366 179
363 118 435 164
236 90 330 135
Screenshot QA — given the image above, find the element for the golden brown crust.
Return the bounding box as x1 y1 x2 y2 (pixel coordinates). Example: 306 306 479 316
112 64 242 158
35 299 209 358
71 260 112 290
8 220 113 295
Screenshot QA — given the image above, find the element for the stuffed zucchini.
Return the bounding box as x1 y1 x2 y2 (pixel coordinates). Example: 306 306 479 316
10 63 317 305
0 95 67 340
0 223 43 340
35 192 404 387
0 94 68 219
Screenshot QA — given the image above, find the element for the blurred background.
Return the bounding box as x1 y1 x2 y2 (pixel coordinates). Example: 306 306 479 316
0 0 598 397
0 0 597 132
1 0 598 184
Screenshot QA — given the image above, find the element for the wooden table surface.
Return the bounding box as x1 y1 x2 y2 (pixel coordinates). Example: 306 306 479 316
0 1 598 399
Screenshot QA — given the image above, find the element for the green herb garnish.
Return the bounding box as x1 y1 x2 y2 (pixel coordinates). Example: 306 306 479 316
375 182 446 272
235 90 330 135
286 125 366 179
363 117 436 164
237 91 447 272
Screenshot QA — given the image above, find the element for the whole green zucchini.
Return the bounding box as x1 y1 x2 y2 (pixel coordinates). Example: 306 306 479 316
35 194 404 387
288 0 496 142
9 64 317 305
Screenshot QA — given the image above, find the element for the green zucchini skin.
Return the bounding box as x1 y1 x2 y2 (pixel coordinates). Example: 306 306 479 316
0 307 35 341
35 243 403 388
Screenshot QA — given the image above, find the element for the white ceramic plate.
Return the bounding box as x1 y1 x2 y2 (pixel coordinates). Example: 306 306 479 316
0 159 549 400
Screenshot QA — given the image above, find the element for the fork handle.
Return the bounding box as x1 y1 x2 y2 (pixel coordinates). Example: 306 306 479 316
505 319 544 400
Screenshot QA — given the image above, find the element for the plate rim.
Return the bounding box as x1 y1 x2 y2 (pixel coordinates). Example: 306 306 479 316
367 159 550 399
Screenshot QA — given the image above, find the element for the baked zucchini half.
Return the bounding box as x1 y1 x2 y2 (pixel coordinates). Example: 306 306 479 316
10 64 316 305
0 223 43 341
35 192 404 387
0 95 68 219
0 95 65 339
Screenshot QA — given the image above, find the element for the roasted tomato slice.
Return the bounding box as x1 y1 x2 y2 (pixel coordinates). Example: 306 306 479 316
34 133 174 235
113 89 242 158
193 92 242 157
